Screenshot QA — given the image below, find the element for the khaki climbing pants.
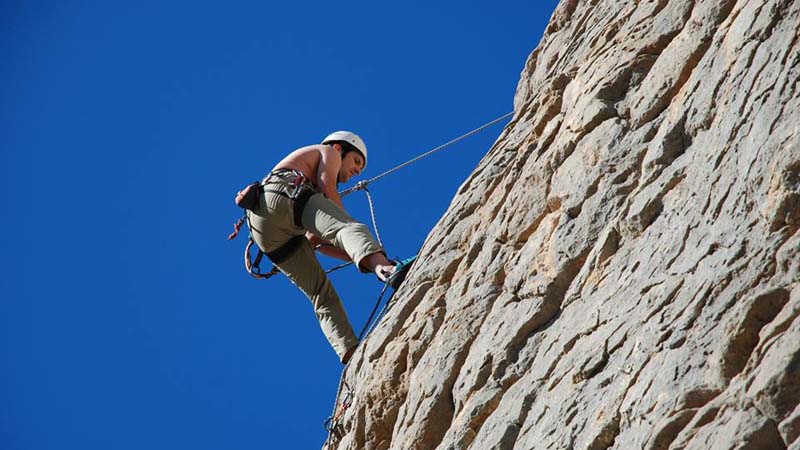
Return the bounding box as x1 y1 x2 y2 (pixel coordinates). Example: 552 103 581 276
246 170 385 361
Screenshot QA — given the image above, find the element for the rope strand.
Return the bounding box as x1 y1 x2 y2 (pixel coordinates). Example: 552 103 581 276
320 112 514 445
326 284 395 445
340 111 513 197
266 112 514 279
362 187 383 247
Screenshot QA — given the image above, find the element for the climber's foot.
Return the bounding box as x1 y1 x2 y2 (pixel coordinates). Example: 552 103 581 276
382 256 417 290
341 345 357 365
376 264 395 283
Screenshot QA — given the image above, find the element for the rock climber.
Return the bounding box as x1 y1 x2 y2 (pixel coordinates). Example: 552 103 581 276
246 131 414 364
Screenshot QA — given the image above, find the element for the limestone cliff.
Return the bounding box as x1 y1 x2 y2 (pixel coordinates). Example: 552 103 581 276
331 1 800 449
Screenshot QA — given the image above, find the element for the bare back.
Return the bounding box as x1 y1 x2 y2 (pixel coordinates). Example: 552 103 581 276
273 145 338 190
273 144 347 210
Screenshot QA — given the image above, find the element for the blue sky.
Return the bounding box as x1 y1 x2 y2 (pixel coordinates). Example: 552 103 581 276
1 1 559 448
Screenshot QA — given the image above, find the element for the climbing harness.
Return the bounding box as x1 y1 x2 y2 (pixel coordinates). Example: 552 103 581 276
227 111 514 281
227 169 316 279
226 112 514 446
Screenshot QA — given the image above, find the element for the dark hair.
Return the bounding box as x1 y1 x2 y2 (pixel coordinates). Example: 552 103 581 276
330 140 365 162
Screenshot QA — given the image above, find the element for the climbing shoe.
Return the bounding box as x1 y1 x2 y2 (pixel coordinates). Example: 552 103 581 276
341 345 357 365
386 255 417 290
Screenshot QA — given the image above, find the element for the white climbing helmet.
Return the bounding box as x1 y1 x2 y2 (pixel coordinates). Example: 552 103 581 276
322 130 368 170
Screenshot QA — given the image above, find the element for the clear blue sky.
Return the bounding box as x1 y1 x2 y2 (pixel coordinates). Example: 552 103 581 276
1 1 558 448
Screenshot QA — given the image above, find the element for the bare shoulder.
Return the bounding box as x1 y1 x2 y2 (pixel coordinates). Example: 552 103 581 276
302 144 342 169
295 144 342 162
315 144 339 159
273 145 327 178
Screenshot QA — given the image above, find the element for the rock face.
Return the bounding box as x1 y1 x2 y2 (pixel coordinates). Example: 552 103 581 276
330 1 800 449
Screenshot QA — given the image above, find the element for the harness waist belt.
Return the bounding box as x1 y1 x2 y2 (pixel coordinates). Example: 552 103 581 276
262 169 316 228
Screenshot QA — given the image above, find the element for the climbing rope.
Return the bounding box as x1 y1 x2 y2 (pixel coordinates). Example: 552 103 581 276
319 111 514 276
238 111 515 280
362 186 383 247
358 282 393 341
324 284 396 447
339 111 514 197
320 112 515 445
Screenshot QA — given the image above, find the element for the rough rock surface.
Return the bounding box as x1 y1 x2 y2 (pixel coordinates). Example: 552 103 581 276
330 1 800 449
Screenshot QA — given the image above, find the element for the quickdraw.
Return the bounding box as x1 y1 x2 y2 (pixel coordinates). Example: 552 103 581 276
323 383 353 442
228 112 513 282
227 113 514 445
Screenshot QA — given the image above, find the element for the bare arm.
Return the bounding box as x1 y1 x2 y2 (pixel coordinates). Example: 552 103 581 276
305 145 350 257
316 145 345 209
306 232 351 261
